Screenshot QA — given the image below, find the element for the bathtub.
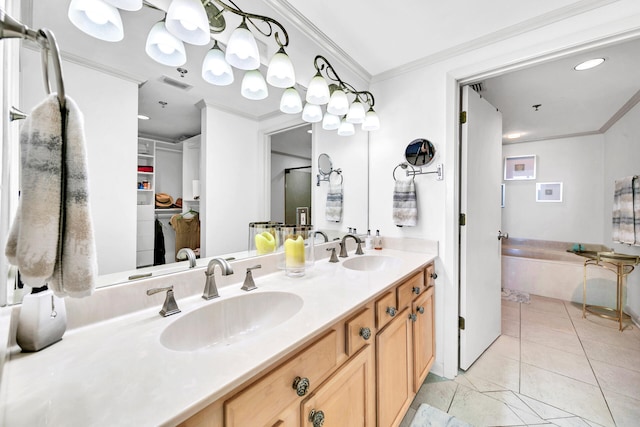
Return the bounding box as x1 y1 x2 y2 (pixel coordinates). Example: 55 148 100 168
501 238 617 307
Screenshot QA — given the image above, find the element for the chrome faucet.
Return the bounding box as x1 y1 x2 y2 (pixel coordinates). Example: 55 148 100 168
339 233 364 257
241 265 262 291
313 230 329 243
203 257 234 300
176 247 196 268
146 285 180 317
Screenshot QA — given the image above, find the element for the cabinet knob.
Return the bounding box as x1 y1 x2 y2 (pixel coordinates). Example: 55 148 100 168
412 286 421 295
292 376 310 396
417 306 425 314
386 306 397 317
359 327 372 340
430 272 438 280
409 313 417 322
309 409 325 427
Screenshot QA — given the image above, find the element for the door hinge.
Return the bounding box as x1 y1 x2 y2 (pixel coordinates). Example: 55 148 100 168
459 213 466 226
460 111 467 124
459 316 466 330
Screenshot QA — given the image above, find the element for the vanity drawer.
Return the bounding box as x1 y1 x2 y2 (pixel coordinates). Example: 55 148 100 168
376 291 397 330
397 271 425 309
224 330 338 426
425 262 436 288
345 307 375 356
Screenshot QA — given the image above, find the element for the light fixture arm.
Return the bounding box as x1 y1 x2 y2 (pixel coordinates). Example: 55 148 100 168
313 55 375 108
208 0 289 48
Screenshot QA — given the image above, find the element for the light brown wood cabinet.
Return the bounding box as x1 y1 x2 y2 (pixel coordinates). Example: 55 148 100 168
179 262 435 427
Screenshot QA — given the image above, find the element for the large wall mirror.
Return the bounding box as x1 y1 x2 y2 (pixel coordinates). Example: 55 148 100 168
2 0 370 305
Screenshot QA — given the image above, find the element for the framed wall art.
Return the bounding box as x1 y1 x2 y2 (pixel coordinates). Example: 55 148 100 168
504 155 536 180
536 182 563 202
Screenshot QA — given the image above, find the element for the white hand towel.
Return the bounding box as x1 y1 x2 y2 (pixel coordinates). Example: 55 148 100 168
5 94 97 297
393 179 418 227
612 176 636 245
326 182 343 222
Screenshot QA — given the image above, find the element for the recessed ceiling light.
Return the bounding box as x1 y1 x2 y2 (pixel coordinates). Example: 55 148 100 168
506 133 522 139
138 114 150 120
574 58 605 71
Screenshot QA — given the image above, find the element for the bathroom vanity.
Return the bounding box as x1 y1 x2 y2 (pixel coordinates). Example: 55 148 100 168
0 242 437 427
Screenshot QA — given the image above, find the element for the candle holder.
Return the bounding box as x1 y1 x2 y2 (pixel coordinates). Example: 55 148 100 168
248 221 281 256
279 225 314 277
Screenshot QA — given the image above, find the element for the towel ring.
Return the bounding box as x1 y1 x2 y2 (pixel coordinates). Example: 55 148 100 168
393 163 416 182
329 169 343 185
39 28 66 111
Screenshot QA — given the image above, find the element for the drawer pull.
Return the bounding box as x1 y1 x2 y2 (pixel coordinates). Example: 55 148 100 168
430 272 438 280
359 327 372 340
292 376 310 396
409 313 417 322
412 286 421 295
309 409 325 427
417 306 425 314
386 306 397 317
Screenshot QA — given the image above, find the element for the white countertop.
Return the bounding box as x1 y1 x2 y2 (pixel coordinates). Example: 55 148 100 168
0 247 436 426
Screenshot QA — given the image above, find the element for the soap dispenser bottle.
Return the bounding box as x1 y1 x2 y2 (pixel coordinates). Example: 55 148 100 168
374 230 383 250
16 285 67 352
365 230 373 250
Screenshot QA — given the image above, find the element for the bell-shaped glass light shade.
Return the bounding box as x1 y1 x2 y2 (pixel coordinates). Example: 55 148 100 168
280 87 303 114
165 0 210 46
322 113 341 131
226 20 260 70
302 103 323 123
362 108 380 131
202 42 234 86
346 99 366 123
267 48 296 88
337 118 355 136
327 88 349 116
145 21 187 66
241 70 268 100
68 0 124 42
306 72 330 105
103 0 142 11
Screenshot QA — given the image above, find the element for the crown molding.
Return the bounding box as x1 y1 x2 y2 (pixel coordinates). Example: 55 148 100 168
600 88 640 133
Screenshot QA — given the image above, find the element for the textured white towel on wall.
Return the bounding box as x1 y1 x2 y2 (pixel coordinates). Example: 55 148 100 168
393 179 418 227
612 176 639 245
5 94 97 298
325 181 343 222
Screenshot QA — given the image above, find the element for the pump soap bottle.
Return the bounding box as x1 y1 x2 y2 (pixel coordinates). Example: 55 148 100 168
374 230 383 250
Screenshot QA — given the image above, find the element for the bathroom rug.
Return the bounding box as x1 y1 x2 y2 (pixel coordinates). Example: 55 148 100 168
409 403 473 427
501 288 531 303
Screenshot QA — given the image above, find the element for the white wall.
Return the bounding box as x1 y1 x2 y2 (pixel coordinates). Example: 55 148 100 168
603 101 640 322
502 135 605 243
155 145 183 201
368 0 640 378
21 49 138 276
200 103 262 256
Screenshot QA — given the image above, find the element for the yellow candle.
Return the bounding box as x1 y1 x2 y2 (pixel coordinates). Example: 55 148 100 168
284 235 305 268
255 231 276 255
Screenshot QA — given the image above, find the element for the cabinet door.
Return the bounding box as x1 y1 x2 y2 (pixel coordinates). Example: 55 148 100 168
412 286 435 392
301 345 374 427
376 309 412 427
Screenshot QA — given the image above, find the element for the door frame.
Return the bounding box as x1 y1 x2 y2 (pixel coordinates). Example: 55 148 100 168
444 29 640 379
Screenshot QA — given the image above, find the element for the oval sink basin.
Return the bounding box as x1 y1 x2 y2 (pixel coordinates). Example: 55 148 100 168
342 255 401 272
160 291 303 352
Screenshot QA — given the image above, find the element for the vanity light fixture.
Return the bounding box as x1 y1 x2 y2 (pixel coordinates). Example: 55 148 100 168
241 69 268 100
280 87 303 114
302 55 380 134
138 114 150 120
68 0 297 100
506 133 522 139
302 103 323 123
574 58 605 71
322 112 341 130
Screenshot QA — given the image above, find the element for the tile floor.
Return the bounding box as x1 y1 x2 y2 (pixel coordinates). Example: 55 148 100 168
400 294 640 427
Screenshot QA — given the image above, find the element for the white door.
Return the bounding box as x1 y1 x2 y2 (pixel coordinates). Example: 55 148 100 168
459 85 503 370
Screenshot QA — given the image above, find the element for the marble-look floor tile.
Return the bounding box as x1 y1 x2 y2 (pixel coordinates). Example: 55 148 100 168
520 363 614 427
581 338 640 372
547 416 593 426
600 388 640 427
524 295 569 318
399 406 417 427
484 390 546 424
520 322 584 356
564 301 586 319
448 384 524 426
521 340 597 385
590 359 640 400
503 304 521 321
411 379 458 413
521 309 575 334
464 353 520 392
484 335 520 361
516 394 575 420
502 299 521 310
454 373 478 391
573 318 640 350
502 318 520 338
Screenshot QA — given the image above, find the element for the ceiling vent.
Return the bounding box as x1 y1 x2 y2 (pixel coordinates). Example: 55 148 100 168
470 82 485 93
160 75 193 91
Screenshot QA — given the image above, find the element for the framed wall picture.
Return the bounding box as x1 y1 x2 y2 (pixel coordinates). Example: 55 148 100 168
536 182 563 202
504 155 536 180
